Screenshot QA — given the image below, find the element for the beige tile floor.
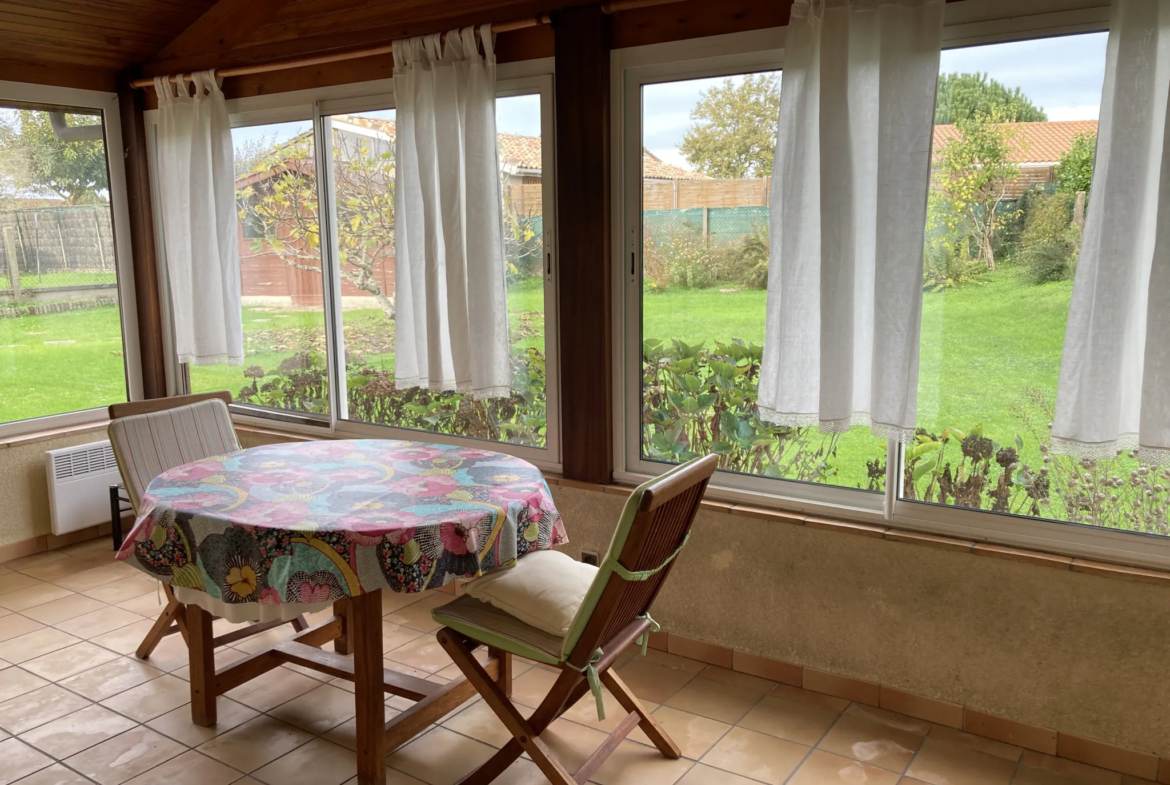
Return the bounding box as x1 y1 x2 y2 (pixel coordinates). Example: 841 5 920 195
0 538 1155 785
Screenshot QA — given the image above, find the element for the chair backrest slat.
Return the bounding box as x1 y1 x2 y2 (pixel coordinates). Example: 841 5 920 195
107 393 239 512
562 455 717 667
108 390 232 421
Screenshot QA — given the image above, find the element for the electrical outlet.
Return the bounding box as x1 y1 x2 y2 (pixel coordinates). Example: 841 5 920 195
580 551 599 566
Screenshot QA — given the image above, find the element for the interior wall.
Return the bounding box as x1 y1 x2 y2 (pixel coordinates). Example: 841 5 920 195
551 485 1170 760
0 429 113 549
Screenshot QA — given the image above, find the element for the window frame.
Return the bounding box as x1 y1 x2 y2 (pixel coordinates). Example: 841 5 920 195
0 80 143 440
145 59 563 472
611 3 1170 569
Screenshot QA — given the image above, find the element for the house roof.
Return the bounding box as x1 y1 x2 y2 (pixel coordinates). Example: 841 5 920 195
498 133 543 172
272 115 708 181
932 120 1098 165
641 149 710 181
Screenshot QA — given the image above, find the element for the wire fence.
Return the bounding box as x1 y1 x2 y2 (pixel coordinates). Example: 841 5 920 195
0 206 118 293
643 206 769 247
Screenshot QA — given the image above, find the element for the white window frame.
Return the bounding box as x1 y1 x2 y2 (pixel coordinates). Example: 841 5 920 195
611 1 1170 570
0 80 143 440
145 58 562 473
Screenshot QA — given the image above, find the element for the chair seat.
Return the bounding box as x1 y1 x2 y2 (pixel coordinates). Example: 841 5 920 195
432 595 565 666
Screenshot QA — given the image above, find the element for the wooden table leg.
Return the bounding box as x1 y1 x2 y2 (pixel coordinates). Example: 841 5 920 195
351 591 386 785
333 597 351 655
187 603 217 727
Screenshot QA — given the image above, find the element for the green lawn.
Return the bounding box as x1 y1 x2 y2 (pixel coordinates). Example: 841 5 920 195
640 274 1072 442
0 272 1070 493
0 307 128 421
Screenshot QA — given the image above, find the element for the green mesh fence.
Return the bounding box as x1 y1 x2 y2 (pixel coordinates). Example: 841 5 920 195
643 206 768 247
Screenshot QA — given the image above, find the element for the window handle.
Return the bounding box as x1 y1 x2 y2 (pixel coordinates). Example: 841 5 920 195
630 251 635 276
546 251 551 276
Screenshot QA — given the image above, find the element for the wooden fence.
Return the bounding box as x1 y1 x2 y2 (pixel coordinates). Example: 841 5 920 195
504 177 772 217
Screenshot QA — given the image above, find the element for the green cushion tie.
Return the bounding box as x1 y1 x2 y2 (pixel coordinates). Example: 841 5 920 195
610 532 691 582
634 612 661 657
565 648 605 721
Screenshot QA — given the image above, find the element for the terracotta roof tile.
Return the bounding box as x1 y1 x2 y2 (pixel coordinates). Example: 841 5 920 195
498 132 542 171
932 120 1097 165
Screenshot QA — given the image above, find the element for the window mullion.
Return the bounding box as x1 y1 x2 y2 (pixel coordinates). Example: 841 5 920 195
314 105 347 430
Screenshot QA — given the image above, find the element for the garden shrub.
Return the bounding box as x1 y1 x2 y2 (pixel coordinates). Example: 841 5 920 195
1019 192 1078 284
902 388 1170 535
235 346 548 447
719 226 770 289
641 337 853 484
233 333 1170 533
922 222 984 291
643 225 719 290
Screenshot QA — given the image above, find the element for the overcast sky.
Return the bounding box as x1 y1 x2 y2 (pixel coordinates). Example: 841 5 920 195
645 31 1108 171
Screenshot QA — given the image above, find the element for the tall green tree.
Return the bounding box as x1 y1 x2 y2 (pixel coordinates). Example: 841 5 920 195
935 73 1048 125
2 110 109 204
1055 132 1096 195
679 73 780 179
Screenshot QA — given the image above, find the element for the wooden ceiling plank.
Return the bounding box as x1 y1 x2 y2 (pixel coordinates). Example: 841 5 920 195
264 0 371 26
289 0 565 38
0 2 189 36
0 12 163 45
146 0 574 76
152 0 295 63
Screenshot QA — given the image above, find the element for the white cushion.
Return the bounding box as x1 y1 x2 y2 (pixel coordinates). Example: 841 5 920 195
464 550 598 637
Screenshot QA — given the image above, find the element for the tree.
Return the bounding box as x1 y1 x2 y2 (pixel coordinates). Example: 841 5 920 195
239 128 398 320
0 112 30 208
935 73 1047 125
1055 132 1095 195
1 110 108 204
932 105 1022 270
233 131 279 178
679 73 780 179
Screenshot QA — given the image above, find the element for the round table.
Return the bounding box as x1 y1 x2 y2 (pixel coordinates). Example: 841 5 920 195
115 438 566 785
117 438 567 621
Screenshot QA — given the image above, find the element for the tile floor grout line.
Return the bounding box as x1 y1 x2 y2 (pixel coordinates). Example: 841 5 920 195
8 568 1150 785
898 722 931 784
778 701 856 785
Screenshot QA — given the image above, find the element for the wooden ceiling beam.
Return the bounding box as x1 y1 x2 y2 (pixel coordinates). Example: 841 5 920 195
0 58 117 91
150 0 294 66
143 0 578 78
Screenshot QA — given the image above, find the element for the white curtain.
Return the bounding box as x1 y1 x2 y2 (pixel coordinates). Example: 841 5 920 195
152 71 242 366
392 26 511 398
1053 0 1170 462
757 0 943 442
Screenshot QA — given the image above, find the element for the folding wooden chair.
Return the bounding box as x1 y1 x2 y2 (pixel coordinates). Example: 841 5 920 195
434 454 718 785
107 392 306 660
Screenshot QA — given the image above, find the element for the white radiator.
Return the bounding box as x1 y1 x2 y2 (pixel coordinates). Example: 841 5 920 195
45 440 121 536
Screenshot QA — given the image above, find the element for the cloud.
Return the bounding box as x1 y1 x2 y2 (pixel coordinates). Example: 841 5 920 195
939 32 1107 122
648 148 696 171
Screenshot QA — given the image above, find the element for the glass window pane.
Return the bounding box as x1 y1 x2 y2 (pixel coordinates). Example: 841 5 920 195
639 74 887 490
188 120 331 415
902 34 1150 534
0 105 128 423
330 95 548 448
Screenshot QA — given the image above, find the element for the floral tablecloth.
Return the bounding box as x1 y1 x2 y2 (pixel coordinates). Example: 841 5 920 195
116 439 567 615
